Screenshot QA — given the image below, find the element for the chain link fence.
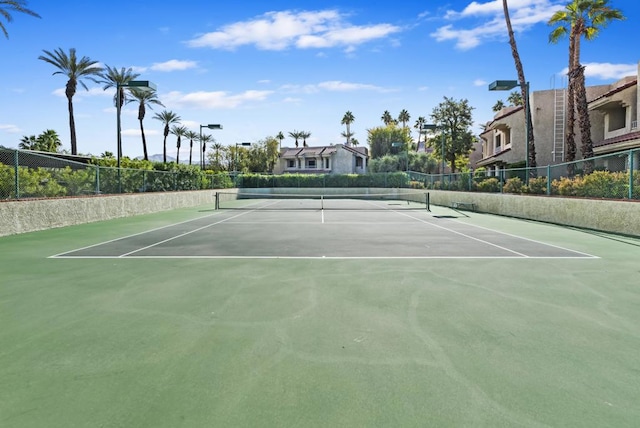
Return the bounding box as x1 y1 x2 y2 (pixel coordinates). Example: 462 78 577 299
410 148 639 200
0 148 234 199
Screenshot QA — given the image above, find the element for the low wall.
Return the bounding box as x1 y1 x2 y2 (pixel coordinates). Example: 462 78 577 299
427 190 640 237
1 188 637 237
0 190 221 237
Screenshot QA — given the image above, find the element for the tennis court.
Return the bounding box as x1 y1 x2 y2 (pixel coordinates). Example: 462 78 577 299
1 194 640 427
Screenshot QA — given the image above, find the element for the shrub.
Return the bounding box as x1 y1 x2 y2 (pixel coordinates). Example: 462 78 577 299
524 176 547 194
503 177 523 194
476 178 499 193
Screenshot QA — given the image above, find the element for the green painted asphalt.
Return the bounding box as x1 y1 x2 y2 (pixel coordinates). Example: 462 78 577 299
1 204 640 427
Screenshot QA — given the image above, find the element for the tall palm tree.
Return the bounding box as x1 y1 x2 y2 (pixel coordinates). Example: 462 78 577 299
170 125 188 164
211 142 223 170
288 130 300 147
300 131 311 147
381 110 394 126
276 131 285 150
503 0 537 172
549 0 624 173
0 0 40 39
199 134 213 168
38 48 103 155
129 88 163 161
152 110 181 163
414 116 426 150
398 109 411 129
341 111 355 145
184 130 198 165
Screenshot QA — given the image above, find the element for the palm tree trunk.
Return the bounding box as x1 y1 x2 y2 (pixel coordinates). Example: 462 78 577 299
503 0 536 175
67 96 77 155
139 119 148 161
565 23 579 176
189 141 193 165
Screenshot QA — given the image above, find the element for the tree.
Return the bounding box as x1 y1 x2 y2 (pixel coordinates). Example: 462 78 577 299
381 110 394 126
19 130 62 152
199 134 213 168
341 111 355 145
398 109 411 130
429 97 475 173
507 91 523 107
503 0 537 171
129 88 163 161
18 135 37 150
300 131 311 147
367 126 412 159
184 130 198 165
549 0 624 173
276 131 285 149
413 116 426 150
38 48 103 155
492 100 506 112
152 110 181 163
170 125 188 164
288 130 301 147
0 0 40 39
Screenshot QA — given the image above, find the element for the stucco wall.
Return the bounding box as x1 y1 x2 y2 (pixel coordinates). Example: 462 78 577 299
427 190 640 237
0 190 219 237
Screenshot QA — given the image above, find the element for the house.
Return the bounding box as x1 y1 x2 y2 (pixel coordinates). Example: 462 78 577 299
273 144 369 175
479 61 639 175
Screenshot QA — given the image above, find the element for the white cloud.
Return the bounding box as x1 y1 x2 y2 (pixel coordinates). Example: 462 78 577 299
187 10 402 51
150 59 198 72
559 62 638 80
163 89 274 109
474 79 488 86
52 87 111 99
0 124 21 133
432 0 564 50
280 80 392 94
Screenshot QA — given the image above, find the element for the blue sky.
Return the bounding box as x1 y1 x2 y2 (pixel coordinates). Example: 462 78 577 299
1 0 637 162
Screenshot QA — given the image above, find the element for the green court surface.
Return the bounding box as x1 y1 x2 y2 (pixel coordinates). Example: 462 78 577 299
1 201 640 427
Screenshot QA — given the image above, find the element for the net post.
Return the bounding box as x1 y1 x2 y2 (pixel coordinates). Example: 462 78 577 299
425 192 430 211
321 194 324 210
215 192 219 210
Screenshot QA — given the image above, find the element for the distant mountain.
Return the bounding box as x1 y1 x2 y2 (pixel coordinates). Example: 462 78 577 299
136 154 175 163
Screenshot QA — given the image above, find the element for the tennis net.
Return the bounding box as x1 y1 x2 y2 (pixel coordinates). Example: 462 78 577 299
215 191 430 211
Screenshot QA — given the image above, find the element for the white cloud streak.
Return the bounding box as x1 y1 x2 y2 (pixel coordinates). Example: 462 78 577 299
163 90 274 109
187 10 402 51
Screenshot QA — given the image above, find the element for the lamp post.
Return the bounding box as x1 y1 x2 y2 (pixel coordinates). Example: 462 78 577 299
199 124 222 169
423 124 446 174
116 80 156 192
489 79 530 184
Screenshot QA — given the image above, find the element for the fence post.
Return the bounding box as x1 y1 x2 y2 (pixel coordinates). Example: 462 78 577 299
95 165 100 194
547 165 551 195
13 150 20 199
630 149 635 200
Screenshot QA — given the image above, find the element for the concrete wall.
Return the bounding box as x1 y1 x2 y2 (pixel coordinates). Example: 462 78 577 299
0 190 219 237
427 190 640 237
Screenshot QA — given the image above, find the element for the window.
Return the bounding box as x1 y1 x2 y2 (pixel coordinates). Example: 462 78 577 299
287 159 295 168
355 157 363 167
306 159 316 168
325 158 330 169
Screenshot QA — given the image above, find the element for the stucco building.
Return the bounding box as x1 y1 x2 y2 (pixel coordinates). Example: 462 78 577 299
479 61 639 174
273 144 369 175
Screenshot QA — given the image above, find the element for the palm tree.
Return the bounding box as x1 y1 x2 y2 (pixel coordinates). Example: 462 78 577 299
503 0 537 172
341 111 355 145
549 0 624 173
19 135 37 150
276 131 285 149
288 130 300 147
341 130 354 145
381 110 394 126
0 0 40 39
414 116 426 150
184 130 198 165
199 134 213 168
350 138 360 147
38 48 103 155
211 142 223 170
152 110 181 163
398 109 411 129
170 125 188 164
300 131 311 147
492 100 506 112
37 129 62 152
129 88 163 161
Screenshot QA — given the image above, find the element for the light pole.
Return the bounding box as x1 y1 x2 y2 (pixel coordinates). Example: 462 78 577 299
489 79 530 184
423 124 446 174
199 124 222 169
116 80 156 192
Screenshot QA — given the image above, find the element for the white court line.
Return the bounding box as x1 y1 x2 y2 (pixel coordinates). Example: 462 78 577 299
52 255 597 260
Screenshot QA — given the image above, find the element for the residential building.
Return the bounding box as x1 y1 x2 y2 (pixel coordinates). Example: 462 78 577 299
273 144 369 175
479 61 639 175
